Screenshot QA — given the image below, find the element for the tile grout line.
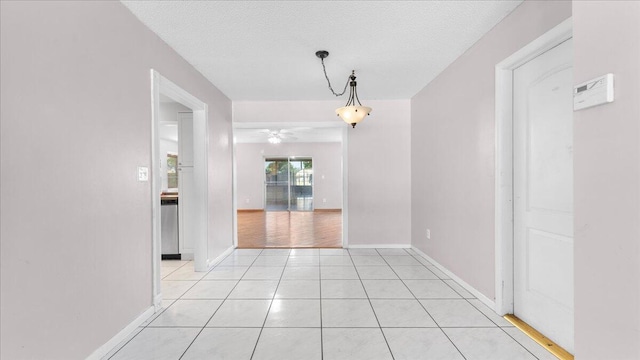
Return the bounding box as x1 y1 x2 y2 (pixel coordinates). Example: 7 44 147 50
410 254 539 359
384 249 468 360
176 250 261 359
348 249 396 360
138 325 517 329
111 249 544 360
108 258 202 360
497 324 549 360
407 251 544 360
249 249 290 360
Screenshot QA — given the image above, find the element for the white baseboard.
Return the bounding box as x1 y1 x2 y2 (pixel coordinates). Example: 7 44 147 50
411 246 496 310
206 246 235 269
348 244 411 249
87 306 155 360
153 293 163 311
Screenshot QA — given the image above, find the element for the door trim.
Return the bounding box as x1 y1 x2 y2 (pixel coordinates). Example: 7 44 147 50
151 70 210 309
494 18 572 316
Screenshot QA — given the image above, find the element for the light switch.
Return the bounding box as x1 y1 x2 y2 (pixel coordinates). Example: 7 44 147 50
137 166 149 181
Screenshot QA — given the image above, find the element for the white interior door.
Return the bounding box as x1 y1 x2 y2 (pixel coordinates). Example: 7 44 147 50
513 38 574 353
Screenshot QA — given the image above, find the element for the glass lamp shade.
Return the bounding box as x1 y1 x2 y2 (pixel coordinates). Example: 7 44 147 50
336 105 372 127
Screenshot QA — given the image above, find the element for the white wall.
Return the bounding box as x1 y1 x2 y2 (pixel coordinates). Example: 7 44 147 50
234 100 412 246
0 2 233 359
236 142 343 210
411 0 640 357
573 1 640 359
410 0 571 302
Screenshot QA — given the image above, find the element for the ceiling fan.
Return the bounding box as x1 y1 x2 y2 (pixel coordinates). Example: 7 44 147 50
259 129 298 144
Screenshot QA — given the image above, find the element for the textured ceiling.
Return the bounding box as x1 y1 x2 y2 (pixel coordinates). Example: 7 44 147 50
122 1 522 101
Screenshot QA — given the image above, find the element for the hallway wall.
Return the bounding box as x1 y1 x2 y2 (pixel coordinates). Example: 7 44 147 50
0 2 233 359
412 0 640 358
234 100 411 246
573 1 640 359
411 0 571 300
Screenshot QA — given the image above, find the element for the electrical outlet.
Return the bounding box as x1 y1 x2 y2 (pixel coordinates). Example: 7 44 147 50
245 199 250 204
426 229 431 240
323 198 327 203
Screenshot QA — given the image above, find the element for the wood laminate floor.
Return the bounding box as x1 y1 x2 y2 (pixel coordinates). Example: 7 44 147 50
237 210 342 248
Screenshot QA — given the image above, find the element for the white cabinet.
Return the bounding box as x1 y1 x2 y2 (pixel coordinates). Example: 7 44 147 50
178 166 195 257
177 112 194 167
177 111 194 259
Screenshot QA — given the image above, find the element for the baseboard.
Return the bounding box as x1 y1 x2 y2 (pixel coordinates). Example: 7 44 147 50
86 306 155 360
348 244 411 249
153 293 163 311
206 246 235 269
180 252 194 261
237 209 264 213
313 209 342 212
411 246 496 310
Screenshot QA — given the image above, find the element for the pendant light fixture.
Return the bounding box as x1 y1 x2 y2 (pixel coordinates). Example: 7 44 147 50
316 50 372 128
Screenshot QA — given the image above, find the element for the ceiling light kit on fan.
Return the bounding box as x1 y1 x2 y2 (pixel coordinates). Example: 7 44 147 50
315 50 372 128
260 129 297 144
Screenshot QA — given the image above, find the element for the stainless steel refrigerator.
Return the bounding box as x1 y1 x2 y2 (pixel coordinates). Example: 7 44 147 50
161 198 180 260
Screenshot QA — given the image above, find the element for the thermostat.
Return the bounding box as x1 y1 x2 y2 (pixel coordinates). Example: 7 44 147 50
573 73 614 111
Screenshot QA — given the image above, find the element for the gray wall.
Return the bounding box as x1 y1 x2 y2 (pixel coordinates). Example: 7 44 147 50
411 0 640 358
234 100 412 246
410 0 571 299
236 142 343 210
573 1 640 359
0 2 233 359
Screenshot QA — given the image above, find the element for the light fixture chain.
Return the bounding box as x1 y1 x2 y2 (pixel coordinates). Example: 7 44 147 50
320 58 349 97
354 83 363 106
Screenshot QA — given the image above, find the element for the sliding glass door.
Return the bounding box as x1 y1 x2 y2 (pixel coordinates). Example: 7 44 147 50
264 159 289 210
289 158 313 211
265 157 313 211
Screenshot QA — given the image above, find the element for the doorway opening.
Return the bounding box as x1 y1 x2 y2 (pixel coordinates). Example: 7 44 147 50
150 70 210 309
233 122 347 249
158 102 191 261
265 157 313 211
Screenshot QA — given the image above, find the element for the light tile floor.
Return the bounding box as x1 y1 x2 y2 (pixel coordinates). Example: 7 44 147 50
105 248 557 360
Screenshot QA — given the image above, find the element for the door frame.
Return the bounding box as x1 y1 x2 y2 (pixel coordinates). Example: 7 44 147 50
494 18 572 316
150 70 210 309
232 121 349 248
